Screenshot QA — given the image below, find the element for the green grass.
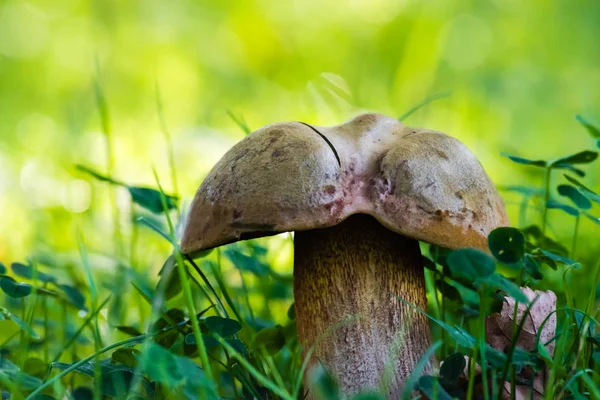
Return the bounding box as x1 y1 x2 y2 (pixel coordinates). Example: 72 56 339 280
1 109 600 400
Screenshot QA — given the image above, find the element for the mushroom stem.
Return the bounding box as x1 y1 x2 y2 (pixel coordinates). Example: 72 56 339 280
294 214 434 396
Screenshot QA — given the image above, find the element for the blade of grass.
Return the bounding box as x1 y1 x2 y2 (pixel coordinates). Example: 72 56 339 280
0 372 25 400
479 285 490 400
571 214 580 258
226 110 251 135
237 268 255 325
539 308 600 399
499 296 540 385
93 58 123 258
155 81 179 201
398 92 450 121
541 167 551 239
260 347 287 391
580 372 600 398
217 335 293 400
27 319 189 400
207 258 243 324
152 169 213 384
136 215 228 317
76 231 103 400
50 296 112 365
185 255 229 318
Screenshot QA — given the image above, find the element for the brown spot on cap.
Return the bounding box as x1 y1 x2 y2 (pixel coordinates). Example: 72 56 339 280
323 185 336 194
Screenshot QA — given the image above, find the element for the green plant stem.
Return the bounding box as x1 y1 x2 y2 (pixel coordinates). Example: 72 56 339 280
430 248 446 357
186 255 229 318
218 337 294 400
466 345 478 400
479 284 489 400
153 170 213 385
60 300 67 362
426 270 443 357
93 65 126 326
509 269 525 400
519 196 530 227
545 316 569 400
129 201 146 325
94 61 123 259
499 297 540 385
261 349 286 390
155 82 180 203
225 350 240 400
70 341 76 390
581 373 600 398
51 296 111 364
130 201 138 268
541 167 551 239
398 92 450 121
0 330 20 349
187 270 216 309
93 326 102 400
238 269 255 325
28 331 160 400
19 298 25 370
208 260 244 324
440 284 446 357
0 372 24 400
571 214 580 258
43 286 49 364
534 308 600 400
127 254 181 398
135 216 224 317
563 267 579 353
586 257 600 316
173 251 213 382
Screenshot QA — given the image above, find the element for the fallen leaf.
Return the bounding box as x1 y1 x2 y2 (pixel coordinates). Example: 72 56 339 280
486 287 556 354
488 287 556 400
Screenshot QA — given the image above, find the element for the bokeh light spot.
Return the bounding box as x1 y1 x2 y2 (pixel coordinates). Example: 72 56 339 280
62 179 91 213
441 14 493 70
0 1 48 58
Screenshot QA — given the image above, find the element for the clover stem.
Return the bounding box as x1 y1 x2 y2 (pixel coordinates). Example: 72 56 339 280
571 214 580 258
541 167 552 240
479 284 489 400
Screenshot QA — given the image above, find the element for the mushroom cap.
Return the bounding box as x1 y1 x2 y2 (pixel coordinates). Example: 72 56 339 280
181 113 508 255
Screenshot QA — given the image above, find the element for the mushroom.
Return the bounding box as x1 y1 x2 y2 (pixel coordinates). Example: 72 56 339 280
181 113 508 396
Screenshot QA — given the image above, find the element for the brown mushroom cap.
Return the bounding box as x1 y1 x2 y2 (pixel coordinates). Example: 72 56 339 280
181 113 508 255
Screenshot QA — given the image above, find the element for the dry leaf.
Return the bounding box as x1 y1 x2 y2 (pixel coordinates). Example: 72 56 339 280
431 287 556 400
486 287 556 354
488 287 556 400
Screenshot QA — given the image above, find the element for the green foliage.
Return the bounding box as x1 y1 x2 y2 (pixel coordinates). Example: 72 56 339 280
253 326 286 355
76 165 178 214
139 342 217 398
204 316 243 337
1 6 599 396
11 263 56 284
0 307 39 339
488 227 525 264
558 184 593 209
0 358 43 390
576 114 600 139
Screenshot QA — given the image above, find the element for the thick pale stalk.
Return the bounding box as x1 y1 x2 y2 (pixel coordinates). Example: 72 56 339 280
294 214 433 397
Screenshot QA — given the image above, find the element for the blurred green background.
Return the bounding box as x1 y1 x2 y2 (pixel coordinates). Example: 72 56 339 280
1 0 599 287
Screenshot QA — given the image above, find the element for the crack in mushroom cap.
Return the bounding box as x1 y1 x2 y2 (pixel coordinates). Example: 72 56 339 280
181 113 508 255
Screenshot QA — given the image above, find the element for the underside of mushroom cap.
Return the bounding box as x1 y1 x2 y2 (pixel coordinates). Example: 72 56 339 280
180 113 508 255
